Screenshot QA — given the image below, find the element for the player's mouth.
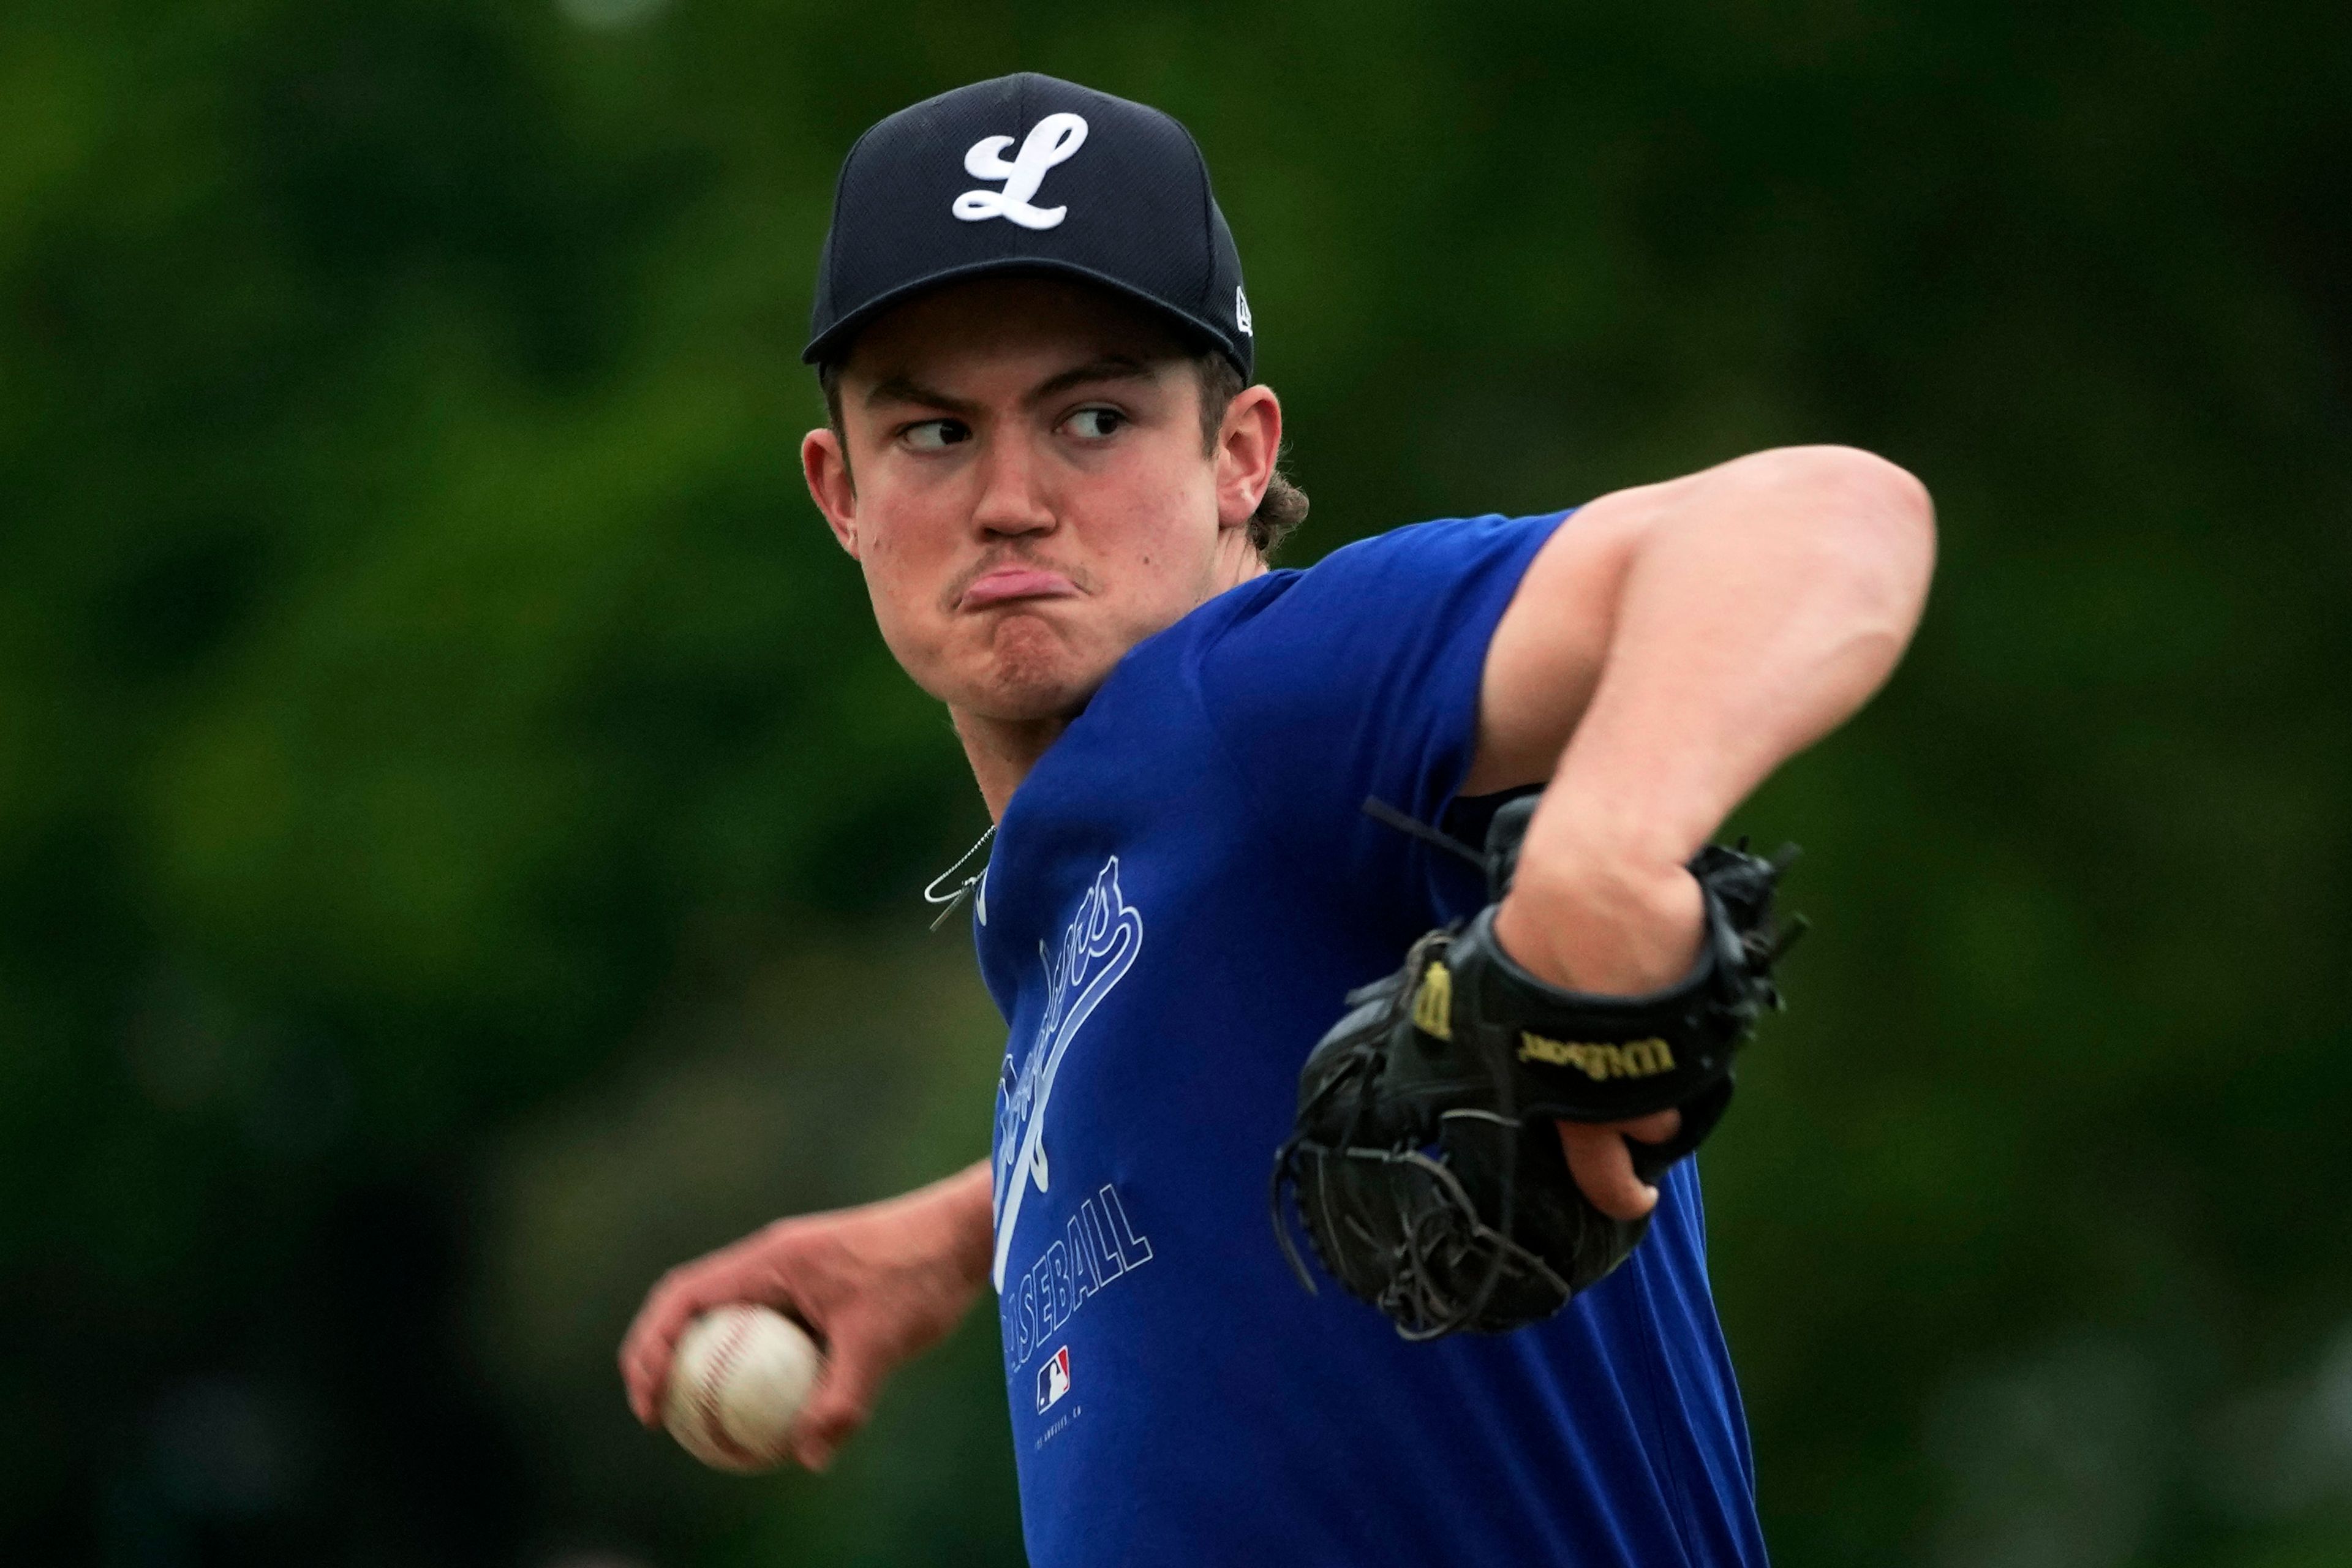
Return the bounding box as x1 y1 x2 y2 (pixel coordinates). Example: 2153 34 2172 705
959 566 1081 611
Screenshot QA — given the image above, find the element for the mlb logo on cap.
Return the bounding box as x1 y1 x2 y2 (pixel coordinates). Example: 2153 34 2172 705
1036 1346 1071 1414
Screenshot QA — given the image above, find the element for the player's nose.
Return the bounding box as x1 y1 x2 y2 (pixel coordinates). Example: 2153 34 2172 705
968 432 1057 539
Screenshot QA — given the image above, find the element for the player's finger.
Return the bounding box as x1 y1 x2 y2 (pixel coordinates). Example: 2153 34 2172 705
620 1322 671 1426
621 1273 720 1427
619 1297 682 1424
788 1329 884 1473
1617 1107 1681 1146
1557 1121 1657 1221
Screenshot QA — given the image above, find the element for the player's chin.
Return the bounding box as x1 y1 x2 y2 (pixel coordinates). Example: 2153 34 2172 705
968 665 1101 723
962 616 1111 720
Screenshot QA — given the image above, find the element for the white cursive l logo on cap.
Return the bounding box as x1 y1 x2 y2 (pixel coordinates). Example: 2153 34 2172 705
953 113 1089 231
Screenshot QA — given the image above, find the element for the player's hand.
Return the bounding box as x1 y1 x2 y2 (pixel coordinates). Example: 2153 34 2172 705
1493 837 1706 1224
1556 1110 1683 1221
617 1162 994 1471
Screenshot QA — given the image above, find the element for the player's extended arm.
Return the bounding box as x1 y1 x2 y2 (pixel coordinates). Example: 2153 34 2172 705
619 1159 993 1471
1467 444 1936 1216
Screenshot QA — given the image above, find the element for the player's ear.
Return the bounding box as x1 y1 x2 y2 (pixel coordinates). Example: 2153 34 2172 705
1214 384 1281 532
802 426 862 559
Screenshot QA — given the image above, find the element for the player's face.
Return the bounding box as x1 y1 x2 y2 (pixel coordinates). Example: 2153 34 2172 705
803 278 1252 724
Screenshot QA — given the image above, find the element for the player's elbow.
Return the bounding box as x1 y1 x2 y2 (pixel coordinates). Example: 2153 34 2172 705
1749 443 1937 626
1751 443 1934 542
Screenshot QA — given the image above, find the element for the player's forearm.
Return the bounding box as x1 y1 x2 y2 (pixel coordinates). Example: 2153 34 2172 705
904 1159 997 1294
1499 446 1932 990
1546 445 1930 861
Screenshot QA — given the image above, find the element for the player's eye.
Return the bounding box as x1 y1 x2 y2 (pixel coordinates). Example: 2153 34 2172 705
900 418 971 451
1061 406 1126 441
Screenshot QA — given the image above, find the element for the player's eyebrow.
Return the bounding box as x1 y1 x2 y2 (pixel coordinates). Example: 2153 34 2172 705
864 374 980 415
862 356 1159 416
1024 356 1158 404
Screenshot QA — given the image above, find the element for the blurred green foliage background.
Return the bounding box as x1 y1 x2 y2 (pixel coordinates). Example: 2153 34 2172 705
4 1 2348 1564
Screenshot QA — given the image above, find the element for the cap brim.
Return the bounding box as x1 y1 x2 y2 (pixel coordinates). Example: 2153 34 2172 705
802 257 1248 378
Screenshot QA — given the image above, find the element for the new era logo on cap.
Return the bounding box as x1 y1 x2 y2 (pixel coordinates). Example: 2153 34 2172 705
805 74 1255 379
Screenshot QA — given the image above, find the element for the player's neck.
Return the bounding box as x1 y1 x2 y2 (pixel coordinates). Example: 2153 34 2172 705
952 709 1069 822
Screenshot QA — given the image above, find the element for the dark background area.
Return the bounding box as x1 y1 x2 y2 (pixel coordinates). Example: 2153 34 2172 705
4 2 2348 1564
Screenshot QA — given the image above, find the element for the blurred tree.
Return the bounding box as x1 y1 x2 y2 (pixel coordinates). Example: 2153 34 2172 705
1 1 2346 1564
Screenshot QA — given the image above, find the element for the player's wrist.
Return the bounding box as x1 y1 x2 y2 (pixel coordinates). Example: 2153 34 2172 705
1520 777 1705 880
901 1163 998 1291
1493 850 1703 998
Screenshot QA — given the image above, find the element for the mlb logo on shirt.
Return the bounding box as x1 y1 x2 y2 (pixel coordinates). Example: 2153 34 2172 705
1036 1346 1071 1413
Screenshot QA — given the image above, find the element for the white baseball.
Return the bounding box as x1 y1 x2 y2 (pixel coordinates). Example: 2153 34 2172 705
662 1305 826 1472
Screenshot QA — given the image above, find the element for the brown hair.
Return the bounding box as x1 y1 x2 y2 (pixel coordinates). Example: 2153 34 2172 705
816 352 1310 559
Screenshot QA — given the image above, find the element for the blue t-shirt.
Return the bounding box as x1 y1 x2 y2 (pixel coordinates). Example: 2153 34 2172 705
977 513 1766 1568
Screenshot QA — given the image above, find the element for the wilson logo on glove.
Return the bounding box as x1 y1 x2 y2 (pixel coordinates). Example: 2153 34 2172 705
1517 1035 1678 1080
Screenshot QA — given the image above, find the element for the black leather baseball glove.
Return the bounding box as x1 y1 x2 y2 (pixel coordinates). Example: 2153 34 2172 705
1270 793 1800 1339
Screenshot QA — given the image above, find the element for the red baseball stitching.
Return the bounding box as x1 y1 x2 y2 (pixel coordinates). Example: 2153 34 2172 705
692 1309 762 1468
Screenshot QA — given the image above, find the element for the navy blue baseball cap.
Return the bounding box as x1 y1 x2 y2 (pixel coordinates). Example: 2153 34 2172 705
804 74 1254 380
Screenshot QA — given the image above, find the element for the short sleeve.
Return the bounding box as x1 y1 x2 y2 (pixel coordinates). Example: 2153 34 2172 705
1193 511 1569 930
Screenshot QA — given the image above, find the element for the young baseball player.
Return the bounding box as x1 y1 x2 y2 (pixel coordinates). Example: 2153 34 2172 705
622 73 1933 1565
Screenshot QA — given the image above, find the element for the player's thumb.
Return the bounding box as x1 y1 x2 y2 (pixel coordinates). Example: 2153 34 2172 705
1558 1120 1658 1221
788 1330 886 1472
